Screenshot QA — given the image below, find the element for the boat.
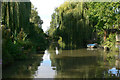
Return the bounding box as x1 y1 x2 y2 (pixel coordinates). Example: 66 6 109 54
87 43 98 48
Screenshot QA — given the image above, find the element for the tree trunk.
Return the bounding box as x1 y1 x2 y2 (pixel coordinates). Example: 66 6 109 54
104 30 107 42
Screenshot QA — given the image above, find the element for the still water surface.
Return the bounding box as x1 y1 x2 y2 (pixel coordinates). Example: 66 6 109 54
3 48 120 78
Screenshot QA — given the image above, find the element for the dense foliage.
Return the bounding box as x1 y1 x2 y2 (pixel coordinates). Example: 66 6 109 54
87 2 120 47
2 2 48 66
48 2 120 49
48 2 93 49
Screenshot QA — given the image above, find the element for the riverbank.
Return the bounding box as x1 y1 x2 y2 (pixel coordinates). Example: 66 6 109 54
3 47 45 67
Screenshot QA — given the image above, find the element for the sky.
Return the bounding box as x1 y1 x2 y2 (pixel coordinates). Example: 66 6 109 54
30 0 66 32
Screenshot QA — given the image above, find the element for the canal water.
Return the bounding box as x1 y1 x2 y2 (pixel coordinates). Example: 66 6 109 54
2 48 120 78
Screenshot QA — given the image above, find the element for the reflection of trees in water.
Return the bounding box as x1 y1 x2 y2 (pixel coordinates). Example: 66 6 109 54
102 51 120 78
103 51 120 68
49 49 107 78
3 54 44 78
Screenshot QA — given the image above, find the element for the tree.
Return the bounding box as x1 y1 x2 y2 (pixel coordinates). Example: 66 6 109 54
48 2 93 49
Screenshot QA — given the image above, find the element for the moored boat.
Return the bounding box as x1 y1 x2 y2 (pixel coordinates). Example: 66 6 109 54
87 43 98 48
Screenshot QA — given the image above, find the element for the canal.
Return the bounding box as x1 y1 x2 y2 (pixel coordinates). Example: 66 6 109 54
2 48 120 78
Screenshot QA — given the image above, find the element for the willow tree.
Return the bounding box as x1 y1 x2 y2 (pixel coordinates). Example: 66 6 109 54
48 1 93 49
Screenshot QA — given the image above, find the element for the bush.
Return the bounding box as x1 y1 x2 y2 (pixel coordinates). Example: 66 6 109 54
2 49 14 66
103 33 116 50
2 39 27 66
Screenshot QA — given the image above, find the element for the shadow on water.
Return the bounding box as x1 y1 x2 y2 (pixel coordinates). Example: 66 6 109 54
2 53 44 78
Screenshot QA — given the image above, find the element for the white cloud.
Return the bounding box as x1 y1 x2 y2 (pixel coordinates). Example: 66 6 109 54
30 0 65 32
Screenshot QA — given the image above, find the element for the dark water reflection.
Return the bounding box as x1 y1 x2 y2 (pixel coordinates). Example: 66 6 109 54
3 48 120 78
2 54 44 78
49 49 105 78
